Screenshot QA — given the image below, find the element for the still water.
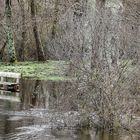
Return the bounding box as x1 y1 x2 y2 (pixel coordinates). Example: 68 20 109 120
0 79 137 140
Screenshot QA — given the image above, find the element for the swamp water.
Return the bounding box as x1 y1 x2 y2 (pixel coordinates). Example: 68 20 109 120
0 79 138 140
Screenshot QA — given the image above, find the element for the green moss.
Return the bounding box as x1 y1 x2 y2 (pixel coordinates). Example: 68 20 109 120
0 61 70 81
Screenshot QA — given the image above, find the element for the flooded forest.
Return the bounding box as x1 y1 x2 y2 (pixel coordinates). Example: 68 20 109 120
0 0 140 140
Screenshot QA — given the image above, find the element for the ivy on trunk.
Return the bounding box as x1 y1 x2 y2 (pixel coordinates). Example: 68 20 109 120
5 0 17 63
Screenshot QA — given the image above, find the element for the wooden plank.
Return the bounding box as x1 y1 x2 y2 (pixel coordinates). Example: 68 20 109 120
0 82 18 85
0 90 11 93
0 90 19 95
0 72 21 79
0 95 20 102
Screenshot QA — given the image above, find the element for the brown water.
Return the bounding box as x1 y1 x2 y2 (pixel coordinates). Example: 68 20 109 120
0 79 138 140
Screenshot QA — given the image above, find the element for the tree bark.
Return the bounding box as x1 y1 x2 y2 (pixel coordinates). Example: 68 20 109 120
0 41 7 61
30 0 45 61
51 0 59 39
91 0 106 69
18 0 26 61
5 0 17 63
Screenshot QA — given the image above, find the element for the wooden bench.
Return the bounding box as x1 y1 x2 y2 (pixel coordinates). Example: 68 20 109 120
0 72 21 92
0 93 20 102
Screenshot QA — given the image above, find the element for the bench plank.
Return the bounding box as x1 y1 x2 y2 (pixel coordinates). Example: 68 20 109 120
0 82 19 85
0 72 21 78
0 94 20 102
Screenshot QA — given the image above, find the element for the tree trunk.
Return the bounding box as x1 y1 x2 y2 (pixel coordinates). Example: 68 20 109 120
0 41 7 61
5 0 17 63
30 0 45 61
122 0 140 63
91 0 106 69
18 0 26 61
51 0 59 39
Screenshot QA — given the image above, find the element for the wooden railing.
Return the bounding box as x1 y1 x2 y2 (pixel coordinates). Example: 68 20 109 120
0 72 21 92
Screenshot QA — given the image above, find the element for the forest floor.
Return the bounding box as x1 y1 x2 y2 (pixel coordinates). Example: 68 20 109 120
0 61 71 81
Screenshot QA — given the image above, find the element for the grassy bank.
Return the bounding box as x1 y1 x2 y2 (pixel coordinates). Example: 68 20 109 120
0 61 70 81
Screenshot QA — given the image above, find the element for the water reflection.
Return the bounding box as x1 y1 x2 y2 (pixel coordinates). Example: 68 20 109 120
77 128 119 140
20 79 78 110
0 79 139 140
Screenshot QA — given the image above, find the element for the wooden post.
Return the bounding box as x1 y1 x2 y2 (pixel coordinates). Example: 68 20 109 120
0 76 4 84
16 78 20 83
0 77 4 94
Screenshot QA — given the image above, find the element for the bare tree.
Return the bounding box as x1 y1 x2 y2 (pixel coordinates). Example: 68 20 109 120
18 0 26 61
30 0 45 61
51 0 59 39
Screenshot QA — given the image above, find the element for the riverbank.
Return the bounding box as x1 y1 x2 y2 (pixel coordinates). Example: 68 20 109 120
0 61 70 81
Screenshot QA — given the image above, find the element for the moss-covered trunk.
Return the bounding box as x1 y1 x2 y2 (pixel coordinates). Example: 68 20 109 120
5 0 17 63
